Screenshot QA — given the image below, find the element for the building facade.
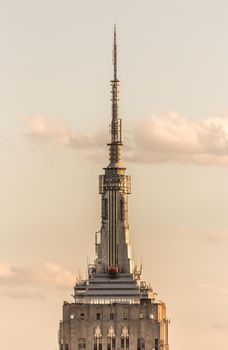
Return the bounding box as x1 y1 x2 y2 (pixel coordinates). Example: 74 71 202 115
59 27 169 350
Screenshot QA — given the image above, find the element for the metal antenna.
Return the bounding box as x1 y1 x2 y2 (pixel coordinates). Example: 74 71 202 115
109 25 122 166
113 24 117 81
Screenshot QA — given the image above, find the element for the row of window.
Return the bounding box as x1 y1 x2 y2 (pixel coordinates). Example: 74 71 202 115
96 312 127 321
61 338 159 350
77 312 153 320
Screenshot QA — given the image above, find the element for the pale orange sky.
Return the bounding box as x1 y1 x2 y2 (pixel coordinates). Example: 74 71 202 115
1 1 228 350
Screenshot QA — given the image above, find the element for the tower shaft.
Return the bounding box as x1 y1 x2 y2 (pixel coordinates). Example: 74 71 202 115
97 27 132 274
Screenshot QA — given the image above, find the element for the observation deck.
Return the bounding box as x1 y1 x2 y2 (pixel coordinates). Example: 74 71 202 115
99 174 131 194
74 273 155 305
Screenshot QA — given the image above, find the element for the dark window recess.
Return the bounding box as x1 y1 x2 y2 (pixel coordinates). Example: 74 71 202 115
107 338 115 350
121 337 130 349
137 339 140 350
155 338 158 350
78 338 86 349
94 339 102 350
80 313 85 319
112 338 116 349
121 338 124 349
137 338 145 350
102 198 108 219
65 345 69 350
110 313 114 320
123 311 128 320
96 313 101 320
120 198 124 221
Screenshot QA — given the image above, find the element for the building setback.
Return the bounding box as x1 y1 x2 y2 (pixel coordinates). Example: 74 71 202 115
59 27 169 350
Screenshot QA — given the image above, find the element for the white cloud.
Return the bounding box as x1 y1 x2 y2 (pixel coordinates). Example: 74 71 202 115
25 113 228 166
0 263 15 279
180 228 228 243
0 288 45 300
0 261 76 299
198 283 228 296
25 115 106 149
197 231 228 243
38 262 76 288
127 112 228 165
212 323 228 331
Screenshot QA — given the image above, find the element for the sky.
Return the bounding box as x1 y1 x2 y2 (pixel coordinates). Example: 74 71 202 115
1 0 228 349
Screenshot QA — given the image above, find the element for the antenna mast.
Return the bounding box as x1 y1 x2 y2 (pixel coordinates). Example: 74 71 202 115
109 25 122 166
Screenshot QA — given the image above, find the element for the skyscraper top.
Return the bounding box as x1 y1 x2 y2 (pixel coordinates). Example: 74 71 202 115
59 28 169 350
108 25 123 168
73 27 154 305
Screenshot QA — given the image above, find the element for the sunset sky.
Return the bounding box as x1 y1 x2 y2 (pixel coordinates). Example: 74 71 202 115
1 1 228 349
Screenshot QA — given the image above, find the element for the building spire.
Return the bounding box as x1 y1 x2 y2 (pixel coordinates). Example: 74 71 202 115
109 25 122 167
98 27 132 274
113 24 117 81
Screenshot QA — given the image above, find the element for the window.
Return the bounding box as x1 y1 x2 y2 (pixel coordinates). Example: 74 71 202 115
107 326 115 350
155 339 158 350
121 326 129 350
112 338 116 349
121 336 129 349
96 313 101 320
107 338 116 350
65 346 69 350
110 313 114 320
102 198 108 219
123 310 128 320
80 313 85 319
94 326 102 350
120 198 124 221
121 338 124 349
78 338 86 350
94 337 102 350
137 338 145 350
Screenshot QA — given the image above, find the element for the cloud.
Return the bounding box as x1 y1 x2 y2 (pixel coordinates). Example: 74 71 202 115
38 262 76 288
0 262 76 299
0 288 45 300
180 228 228 243
0 264 36 286
198 283 228 296
127 112 228 165
25 115 106 150
196 231 228 243
24 113 228 166
0 263 15 279
212 323 228 331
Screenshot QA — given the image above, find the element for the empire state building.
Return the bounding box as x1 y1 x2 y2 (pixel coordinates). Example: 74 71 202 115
59 27 169 350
